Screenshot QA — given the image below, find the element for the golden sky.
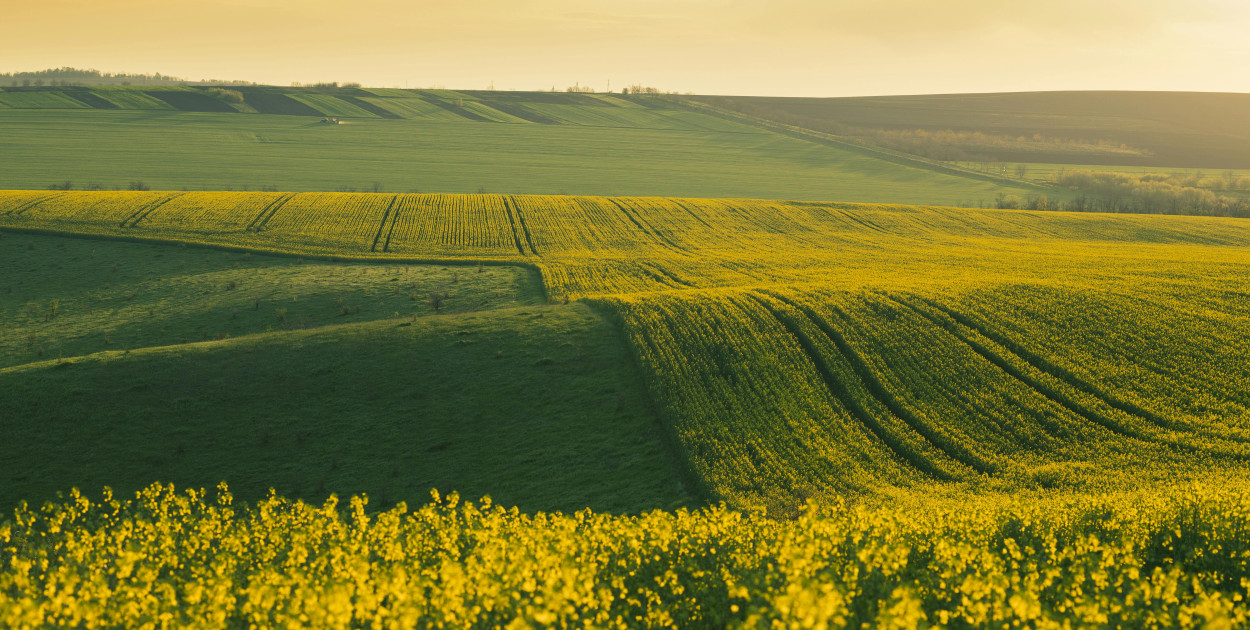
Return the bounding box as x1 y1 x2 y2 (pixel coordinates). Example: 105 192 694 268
7 0 1249 95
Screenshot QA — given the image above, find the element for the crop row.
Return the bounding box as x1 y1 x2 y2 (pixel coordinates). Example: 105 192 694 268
5 191 1250 503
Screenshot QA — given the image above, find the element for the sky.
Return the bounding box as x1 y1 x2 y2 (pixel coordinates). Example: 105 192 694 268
6 0 1250 96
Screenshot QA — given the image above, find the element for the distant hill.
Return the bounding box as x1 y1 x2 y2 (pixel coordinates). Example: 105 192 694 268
0 85 1039 205
0 67 251 87
688 91 1250 169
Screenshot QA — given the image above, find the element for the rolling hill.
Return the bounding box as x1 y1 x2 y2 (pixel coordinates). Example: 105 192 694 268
689 91 1250 168
0 86 1040 205
5 191 1250 626
5 191 1250 509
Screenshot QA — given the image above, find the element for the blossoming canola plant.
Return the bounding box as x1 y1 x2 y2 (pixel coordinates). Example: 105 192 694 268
4 483 1250 628
4 190 1250 624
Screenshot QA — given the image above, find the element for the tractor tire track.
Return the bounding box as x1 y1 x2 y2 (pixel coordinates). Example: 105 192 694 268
837 209 890 235
382 199 402 253
888 293 1158 443
500 197 528 256
761 290 1000 475
894 294 1250 454
504 196 539 255
910 295 1180 431
370 195 399 252
4 193 60 217
669 199 716 230
120 193 185 229
750 294 957 481
246 193 295 232
607 198 690 256
641 262 695 288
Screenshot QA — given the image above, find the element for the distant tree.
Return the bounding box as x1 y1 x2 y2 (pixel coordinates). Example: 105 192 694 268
1015 164 1028 180
128 181 150 191
427 291 448 312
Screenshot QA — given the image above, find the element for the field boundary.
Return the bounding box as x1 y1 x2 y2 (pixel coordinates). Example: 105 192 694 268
0 224 539 271
584 297 715 506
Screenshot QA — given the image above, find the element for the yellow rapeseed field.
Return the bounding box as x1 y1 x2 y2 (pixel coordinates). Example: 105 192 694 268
4 190 1250 626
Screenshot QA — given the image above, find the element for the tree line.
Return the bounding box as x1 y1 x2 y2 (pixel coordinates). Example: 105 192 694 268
1 67 253 87
996 170 1250 218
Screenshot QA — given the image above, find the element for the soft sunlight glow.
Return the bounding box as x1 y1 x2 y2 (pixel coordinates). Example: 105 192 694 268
6 0 1249 95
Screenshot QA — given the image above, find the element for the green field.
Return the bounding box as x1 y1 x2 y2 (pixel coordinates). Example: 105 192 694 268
0 86 1041 205
6 190 1250 625
691 91 1250 169
0 233 692 514
5 190 1250 506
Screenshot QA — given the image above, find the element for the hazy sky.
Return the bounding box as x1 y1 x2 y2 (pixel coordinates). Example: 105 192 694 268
7 0 1249 96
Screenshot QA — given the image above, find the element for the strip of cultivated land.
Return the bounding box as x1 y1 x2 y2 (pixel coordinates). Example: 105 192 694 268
5 191 1250 510
688 91 1250 169
0 87 1040 204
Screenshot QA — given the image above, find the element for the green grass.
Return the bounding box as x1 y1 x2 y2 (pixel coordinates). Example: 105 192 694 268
0 234 693 513
0 234 542 368
0 93 1039 205
88 87 176 110
0 90 89 109
285 93 378 118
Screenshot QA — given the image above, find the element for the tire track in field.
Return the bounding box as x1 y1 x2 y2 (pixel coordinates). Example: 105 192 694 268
4 193 60 217
906 295 1180 431
607 198 691 256
836 209 890 235
887 293 1157 443
760 290 1000 476
749 293 960 481
668 199 717 230
893 294 1250 453
120 193 185 228
504 196 540 255
639 262 695 288
246 193 295 232
499 197 528 256
370 195 400 252
382 198 402 253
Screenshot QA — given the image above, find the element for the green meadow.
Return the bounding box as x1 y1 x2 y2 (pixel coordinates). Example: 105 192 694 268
0 233 692 513
0 86 1039 205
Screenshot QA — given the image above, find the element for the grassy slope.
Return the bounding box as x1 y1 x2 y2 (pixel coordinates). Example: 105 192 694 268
689 91 1250 169
0 102 1036 206
0 234 693 513
0 234 541 367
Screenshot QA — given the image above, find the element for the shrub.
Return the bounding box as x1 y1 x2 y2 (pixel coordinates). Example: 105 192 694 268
207 88 244 104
